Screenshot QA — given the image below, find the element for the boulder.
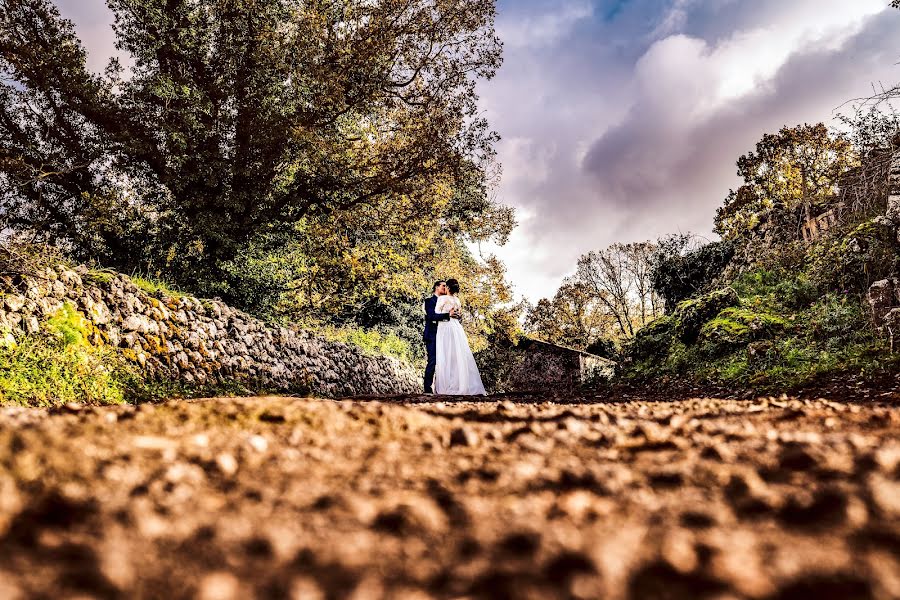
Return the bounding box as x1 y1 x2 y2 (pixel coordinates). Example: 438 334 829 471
673 287 741 343
627 315 676 361
700 307 788 348
867 278 900 328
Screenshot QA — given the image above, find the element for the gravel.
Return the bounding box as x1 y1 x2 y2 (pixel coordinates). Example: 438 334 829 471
0 394 898 599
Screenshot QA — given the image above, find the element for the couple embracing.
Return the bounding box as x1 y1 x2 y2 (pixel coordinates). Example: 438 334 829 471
422 279 486 395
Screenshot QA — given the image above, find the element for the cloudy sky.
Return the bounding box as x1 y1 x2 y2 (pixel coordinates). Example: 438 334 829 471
56 0 900 301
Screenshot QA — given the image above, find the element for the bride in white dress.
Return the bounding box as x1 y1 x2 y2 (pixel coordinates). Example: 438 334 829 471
434 279 487 395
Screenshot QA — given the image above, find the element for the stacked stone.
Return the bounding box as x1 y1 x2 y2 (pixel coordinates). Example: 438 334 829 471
887 146 900 235
867 277 900 352
0 265 420 397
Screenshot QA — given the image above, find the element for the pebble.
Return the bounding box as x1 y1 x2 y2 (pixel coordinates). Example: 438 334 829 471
868 474 900 518
215 453 238 476
778 444 818 472
197 572 241 600
449 427 478 448
290 577 326 600
248 435 269 453
661 528 698 574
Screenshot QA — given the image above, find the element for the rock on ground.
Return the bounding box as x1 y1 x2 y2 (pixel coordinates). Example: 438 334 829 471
0 395 898 599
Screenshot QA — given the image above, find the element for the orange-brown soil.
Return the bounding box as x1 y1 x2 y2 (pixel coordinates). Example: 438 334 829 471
1 395 899 599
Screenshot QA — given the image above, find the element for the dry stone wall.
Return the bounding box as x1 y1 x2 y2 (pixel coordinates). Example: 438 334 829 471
0 265 420 397
487 339 616 393
887 147 900 237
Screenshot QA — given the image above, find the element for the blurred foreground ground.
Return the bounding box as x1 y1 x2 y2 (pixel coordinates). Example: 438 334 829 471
1 394 899 599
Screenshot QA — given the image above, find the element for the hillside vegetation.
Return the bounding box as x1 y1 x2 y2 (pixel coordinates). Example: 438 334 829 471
529 117 900 393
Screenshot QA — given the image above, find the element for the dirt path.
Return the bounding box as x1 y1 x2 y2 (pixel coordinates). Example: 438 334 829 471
1 395 899 599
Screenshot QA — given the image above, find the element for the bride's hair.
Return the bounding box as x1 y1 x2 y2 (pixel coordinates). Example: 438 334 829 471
446 278 460 295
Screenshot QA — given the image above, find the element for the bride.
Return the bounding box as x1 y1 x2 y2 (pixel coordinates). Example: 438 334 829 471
434 278 487 395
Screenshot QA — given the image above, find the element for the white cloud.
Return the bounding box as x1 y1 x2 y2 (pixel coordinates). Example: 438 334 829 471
635 0 886 112
498 1 593 49
483 0 900 302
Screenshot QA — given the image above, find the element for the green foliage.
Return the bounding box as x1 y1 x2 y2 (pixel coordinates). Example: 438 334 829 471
624 266 892 391
672 287 740 344
807 293 872 348
626 315 676 361
699 307 788 349
318 326 415 366
46 302 88 347
650 235 735 312
731 269 818 310
806 218 899 294
525 280 608 350
219 183 516 334
0 0 518 361
714 123 855 240
0 0 505 300
129 275 183 299
0 304 134 406
84 269 116 285
585 338 619 361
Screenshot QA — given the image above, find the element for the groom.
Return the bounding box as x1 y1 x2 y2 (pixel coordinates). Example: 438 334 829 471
423 280 460 394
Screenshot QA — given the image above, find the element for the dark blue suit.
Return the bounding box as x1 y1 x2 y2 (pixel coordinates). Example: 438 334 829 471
423 295 451 393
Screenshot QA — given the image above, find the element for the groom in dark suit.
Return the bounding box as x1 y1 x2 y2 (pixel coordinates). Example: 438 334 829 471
423 280 459 393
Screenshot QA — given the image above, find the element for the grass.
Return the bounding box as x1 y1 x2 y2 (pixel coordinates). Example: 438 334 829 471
0 303 135 407
129 274 184 298
317 325 415 365
624 268 894 392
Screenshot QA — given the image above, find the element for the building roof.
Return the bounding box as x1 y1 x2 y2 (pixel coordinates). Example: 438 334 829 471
517 337 616 363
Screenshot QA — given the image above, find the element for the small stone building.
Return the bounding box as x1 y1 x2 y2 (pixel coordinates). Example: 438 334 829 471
496 338 616 392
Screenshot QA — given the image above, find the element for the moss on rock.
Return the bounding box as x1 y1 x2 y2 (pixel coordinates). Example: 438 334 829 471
627 315 677 361
700 307 789 348
673 287 740 343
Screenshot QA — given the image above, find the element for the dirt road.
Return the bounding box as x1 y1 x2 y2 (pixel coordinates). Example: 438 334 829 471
1 395 899 599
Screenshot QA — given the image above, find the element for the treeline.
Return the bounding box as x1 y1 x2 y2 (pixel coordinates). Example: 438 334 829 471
0 0 517 361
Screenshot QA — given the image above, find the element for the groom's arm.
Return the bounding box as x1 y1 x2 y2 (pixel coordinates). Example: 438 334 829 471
425 298 451 324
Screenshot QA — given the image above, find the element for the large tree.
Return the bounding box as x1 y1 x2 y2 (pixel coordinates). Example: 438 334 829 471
714 123 854 239
0 0 503 297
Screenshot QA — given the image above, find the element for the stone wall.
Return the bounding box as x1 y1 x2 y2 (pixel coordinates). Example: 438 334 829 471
489 339 616 393
0 264 420 397
886 146 900 235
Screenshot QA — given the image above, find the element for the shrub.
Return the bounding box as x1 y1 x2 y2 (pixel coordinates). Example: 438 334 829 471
773 274 819 309
673 287 740 343
651 236 735 311
806 218 899 294
0 304 135 407
626 315 676 361
129 275 184 299
318 325 415 365
807 294 872 347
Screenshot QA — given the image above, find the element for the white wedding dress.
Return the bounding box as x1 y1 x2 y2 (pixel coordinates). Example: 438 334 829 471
434 295 487 395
